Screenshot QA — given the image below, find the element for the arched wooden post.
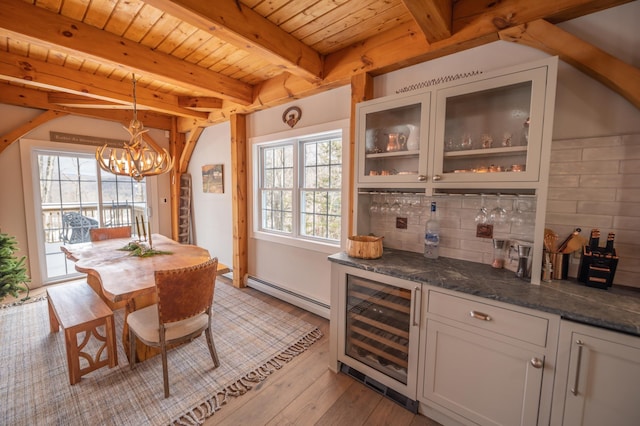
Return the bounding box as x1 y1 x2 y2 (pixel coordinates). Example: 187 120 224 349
349 73 373 236
230 113 248 288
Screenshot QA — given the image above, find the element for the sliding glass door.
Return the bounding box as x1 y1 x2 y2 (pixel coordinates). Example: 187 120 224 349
37 150 147 283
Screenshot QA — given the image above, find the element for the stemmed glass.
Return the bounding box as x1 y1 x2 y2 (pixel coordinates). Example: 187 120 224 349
369 193 381 216
511 197 525 226
489 194 508 225
475 195 489 224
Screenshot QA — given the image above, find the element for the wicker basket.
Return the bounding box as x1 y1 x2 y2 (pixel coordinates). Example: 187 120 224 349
346 235 383 259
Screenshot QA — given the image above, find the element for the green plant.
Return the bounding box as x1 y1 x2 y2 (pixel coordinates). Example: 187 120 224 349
0 232 30 301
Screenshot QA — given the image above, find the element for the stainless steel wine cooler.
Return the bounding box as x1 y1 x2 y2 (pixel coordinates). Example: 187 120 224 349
335 269 421 410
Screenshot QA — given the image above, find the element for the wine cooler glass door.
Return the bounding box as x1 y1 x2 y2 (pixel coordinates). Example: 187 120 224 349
345 274 415 385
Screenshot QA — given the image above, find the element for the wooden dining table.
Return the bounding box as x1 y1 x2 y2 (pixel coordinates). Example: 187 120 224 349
61 234 228 362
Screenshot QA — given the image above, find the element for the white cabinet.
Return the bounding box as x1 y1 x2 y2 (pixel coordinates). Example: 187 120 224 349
419 289 559 426
431 63 556 187
356 92 430 187
551 320 640 426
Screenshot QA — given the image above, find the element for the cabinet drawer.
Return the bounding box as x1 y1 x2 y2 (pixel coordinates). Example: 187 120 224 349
427 290 548 347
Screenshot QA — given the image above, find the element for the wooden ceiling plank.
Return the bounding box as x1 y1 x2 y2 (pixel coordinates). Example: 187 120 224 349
1 110 68 155
0 0 254 105
400 0 452 42
500 19 640 109
278 0 350 34
60 0 90 22
0 51 209 119
143 0 324 82
83 0 117 29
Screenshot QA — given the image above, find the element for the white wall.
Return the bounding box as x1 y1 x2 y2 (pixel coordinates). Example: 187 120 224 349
187 122 234 268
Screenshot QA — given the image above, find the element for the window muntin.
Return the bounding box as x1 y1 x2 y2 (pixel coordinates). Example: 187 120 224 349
258 132 342 244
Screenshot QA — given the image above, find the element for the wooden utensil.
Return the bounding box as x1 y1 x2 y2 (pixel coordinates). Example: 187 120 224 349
544 228 558 252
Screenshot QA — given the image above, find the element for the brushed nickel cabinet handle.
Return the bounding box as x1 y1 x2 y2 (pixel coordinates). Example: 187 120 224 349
530 357 544 369
469 310 492 321
412 286 421 326
417 174 427 182
432 174 442 181
571 339 585 395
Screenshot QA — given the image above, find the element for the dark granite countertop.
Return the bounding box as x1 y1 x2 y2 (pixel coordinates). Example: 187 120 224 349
329 248 640 337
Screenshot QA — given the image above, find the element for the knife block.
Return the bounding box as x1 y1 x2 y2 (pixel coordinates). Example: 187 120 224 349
578 245 618 289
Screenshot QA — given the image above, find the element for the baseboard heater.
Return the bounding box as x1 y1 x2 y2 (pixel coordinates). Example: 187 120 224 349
340 363 419 414
246 276 330 319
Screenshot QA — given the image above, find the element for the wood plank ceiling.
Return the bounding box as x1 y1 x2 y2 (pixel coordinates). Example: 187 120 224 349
0 0 638 151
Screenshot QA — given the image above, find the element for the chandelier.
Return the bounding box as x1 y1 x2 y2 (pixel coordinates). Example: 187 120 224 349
96 75 174 181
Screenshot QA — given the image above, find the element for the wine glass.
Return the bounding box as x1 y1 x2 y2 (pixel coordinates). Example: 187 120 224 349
511 197 525 226
489 195 508 225
369 193 381 216
474 195 489 224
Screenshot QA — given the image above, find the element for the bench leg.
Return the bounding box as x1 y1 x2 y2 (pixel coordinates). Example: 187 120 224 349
47 297 60 333
64 329 81 385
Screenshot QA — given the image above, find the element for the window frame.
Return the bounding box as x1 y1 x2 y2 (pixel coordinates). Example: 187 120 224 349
250 122 349 254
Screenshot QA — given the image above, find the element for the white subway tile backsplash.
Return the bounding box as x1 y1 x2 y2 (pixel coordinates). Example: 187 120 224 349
548 188 616 201
620 160 640 174
582 145 640 161
547 200 577 213
545 212 614 228
550 160 619 175
580 174 640 188
617 188 640 202
577 201 640 217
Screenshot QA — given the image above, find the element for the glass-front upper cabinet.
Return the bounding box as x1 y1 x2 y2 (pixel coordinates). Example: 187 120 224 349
431 64 553 185
357 92 430 186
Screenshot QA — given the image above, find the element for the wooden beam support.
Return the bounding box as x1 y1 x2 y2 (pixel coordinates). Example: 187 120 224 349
144 0 324 82
179 127 205 174
0 51 208 119
169 118 186 241
0 110 68 155
230 114 248 288
400 0 452 42
178 97 223 111
0 83 173 130
348 73 374 236
0 0 253 105
500 20 640 109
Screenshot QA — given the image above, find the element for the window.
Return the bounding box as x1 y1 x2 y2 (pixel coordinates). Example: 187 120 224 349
258 132 342 244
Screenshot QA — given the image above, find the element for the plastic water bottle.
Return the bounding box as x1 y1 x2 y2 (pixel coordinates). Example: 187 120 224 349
424 201 440 259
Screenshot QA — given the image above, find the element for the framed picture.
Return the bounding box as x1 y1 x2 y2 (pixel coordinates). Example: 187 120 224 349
202 164 224 193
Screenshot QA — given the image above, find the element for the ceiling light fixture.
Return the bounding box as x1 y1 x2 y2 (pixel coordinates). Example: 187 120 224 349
96 75 173 181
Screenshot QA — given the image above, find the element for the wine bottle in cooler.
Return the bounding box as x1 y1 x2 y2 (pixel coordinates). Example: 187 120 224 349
424 201 440 259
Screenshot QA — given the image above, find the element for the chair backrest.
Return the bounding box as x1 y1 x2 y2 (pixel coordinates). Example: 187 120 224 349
90 226 132 242
61 212 99 244
154 258 219 324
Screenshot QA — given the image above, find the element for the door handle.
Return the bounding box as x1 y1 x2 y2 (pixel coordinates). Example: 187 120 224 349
571 339 585 395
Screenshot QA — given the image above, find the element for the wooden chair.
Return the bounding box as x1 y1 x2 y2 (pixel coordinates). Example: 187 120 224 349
126 258 220 398
89 225 132 242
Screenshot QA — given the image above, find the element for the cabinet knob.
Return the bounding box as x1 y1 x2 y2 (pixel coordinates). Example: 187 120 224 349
417 174 427 182
530 357 544 369
432 174 442 181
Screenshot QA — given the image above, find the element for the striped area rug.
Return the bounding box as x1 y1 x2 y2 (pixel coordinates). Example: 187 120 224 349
0 283 322 425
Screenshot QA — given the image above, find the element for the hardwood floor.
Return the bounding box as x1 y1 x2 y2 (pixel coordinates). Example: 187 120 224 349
3 278 441 425
208 278 441 426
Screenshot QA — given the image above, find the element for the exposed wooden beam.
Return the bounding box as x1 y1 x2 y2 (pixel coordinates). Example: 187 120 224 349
0 51 209 120
400 0 452 42
144 0 324 82
178 127 205 174
178 97 223 111
0 110 68 155
48 93 127 109
0 0 253 105
0 83 173 130
500 19 640 109
230 113 248 289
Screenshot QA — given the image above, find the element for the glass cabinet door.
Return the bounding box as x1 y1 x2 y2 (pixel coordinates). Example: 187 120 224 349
357 92 430 185
432 66 549 184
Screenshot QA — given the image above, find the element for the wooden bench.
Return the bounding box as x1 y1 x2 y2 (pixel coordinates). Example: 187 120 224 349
47 281 118 385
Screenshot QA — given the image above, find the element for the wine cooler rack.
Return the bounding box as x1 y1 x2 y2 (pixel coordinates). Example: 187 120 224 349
346 274 411 384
